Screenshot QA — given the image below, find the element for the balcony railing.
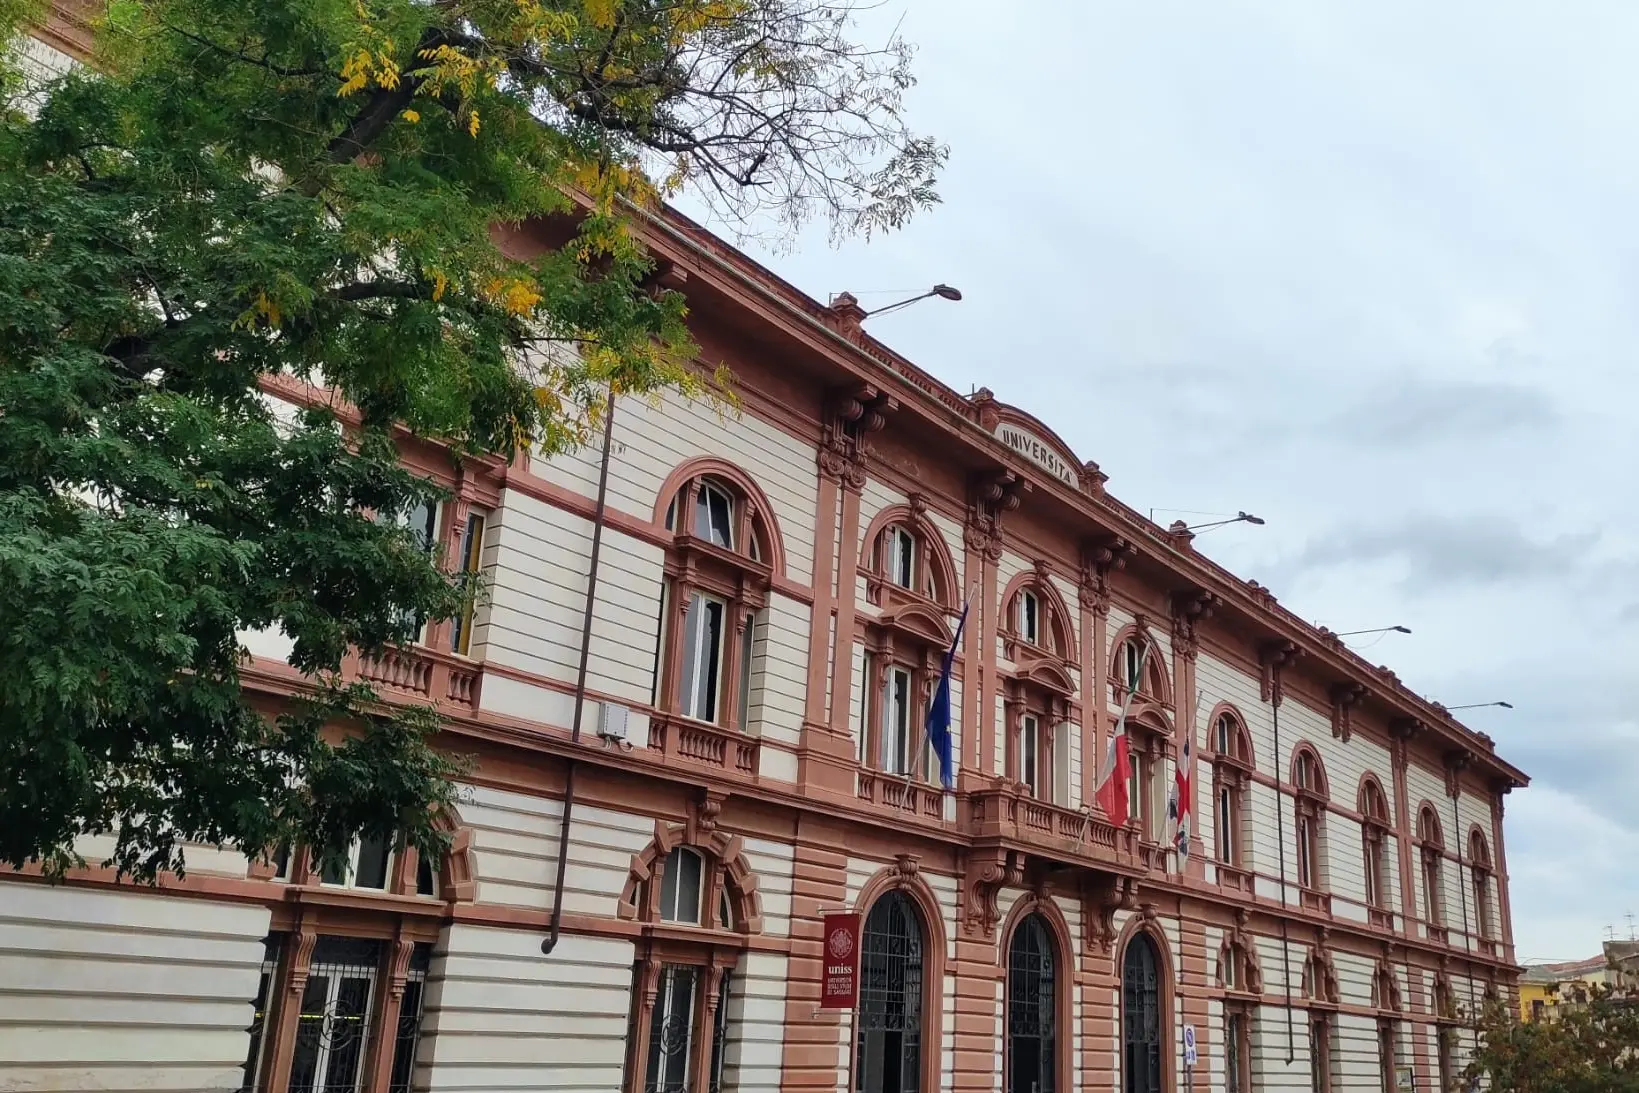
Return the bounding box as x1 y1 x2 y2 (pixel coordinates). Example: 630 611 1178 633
856 771 946 823
964 781 1138 868
646 716 758 777
346 645 480 714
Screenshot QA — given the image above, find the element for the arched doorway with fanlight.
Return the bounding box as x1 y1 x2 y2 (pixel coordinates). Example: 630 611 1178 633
1006 912 1060 1093
1120 928 1169 1093
855 889 926 1093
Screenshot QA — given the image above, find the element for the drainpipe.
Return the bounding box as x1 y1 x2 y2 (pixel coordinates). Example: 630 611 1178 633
1451 779 1477 1015
543 385 618 956
1271 686 1295 1064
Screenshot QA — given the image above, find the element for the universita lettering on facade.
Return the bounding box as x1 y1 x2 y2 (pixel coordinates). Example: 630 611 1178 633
4 11 1526 1093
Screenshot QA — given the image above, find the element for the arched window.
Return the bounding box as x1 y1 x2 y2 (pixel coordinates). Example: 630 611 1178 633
1291 746 1330 907
1417 806 1447 938
1007 914 1059 1093
1121 932 1165 1093
660 847 705 925
243 830 470 1093
1003 663 1075 803
855 891 925 1093
1359 777 1393 925
858 605 959 783
657 473 774 733
1217 936 1259 1093
1308 1012 1337 1093
857 511 960 783
1210 709 1254 882
625 838 752 1093
866 515 955 607
1004 575 1073 660
1120 718 1172 844
1470 829 1495 944
1301 950 1339 1005
1108 633 1171 840
1302 949 1339 1093
1111 635 1170 705
1372 965 1403 1093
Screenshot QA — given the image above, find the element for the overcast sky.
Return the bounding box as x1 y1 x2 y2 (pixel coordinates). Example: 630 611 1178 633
682 0 1639 962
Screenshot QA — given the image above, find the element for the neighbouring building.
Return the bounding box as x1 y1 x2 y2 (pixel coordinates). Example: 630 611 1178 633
1518 956 1610 1022
4 9 1529 1093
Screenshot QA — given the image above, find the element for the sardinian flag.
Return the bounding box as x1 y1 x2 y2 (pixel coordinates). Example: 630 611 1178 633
1168 728 1193 861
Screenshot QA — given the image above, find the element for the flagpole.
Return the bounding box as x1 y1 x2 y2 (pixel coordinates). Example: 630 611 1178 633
925 584 978 795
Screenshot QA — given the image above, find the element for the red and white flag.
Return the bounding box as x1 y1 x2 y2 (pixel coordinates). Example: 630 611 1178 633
1094 641 1147 828
1094 727 1132 828
1168 727 1193 861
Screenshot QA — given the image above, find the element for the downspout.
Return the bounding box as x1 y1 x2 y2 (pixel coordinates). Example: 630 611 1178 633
1452 778 1477 1014
1270 662 1295 1064
543 385 618 956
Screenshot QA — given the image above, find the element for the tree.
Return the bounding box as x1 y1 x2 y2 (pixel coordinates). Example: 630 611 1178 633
0 0 944 880
1465 990 1639 1092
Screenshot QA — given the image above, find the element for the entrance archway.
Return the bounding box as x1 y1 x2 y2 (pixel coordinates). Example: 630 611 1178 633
854 890 925 1093
1121 932 1165 1093
1006 913 1057 1093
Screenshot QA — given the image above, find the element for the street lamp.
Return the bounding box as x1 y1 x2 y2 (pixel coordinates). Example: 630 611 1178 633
1183 511 1265 533
1335 625 1412 638
858 284 963 319
1445 701 1514 711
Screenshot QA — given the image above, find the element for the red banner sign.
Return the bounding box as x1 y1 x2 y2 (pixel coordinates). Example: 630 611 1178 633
819 912 861 1009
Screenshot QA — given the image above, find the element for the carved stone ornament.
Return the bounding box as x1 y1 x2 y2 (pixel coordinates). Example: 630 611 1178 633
1259 640 1302 706
1330 682 1368 743
1169 588 1222 661
693 790 726 840
1220 917 1265 995
1164 521 1195 551
893 853 921 888
1389 717 1422 772
964 508 1002 563
1078 572 1110 617
1081 874 1138 954
1080 460 1109 495
1244 579 1278 609
1444 749 1471 799
1373 959 1403 1012
963 847 1023 939
819 383 897 490
1079 536 1135 618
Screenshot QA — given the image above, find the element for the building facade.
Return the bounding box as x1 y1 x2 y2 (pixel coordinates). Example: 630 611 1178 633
1518 956 1611 1022
4 16 1528 1093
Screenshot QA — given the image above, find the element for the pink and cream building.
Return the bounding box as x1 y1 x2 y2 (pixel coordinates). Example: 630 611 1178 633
3 15 1529 1093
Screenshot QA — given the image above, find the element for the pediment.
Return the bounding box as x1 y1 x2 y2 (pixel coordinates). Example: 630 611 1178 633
1016 654 1075 697
877 602 954 650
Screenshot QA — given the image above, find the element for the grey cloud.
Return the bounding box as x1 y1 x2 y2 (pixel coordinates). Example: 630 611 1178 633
1419 662 1639 835
1326 379 1557 445
1288 514 1596 592
702 0 1639 959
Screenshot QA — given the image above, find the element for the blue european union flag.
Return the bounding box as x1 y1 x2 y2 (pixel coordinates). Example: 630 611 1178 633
925 602 969 790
